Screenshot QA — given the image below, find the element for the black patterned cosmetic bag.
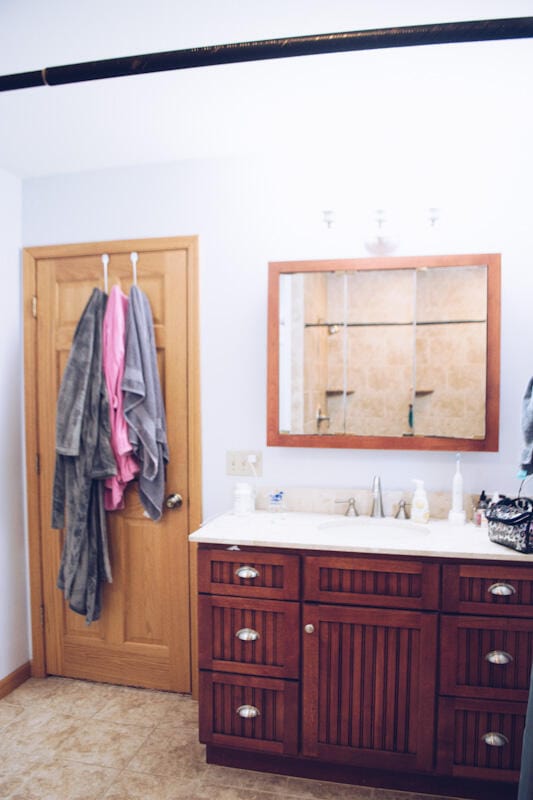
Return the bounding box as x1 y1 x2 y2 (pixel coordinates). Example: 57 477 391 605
486 496 533 553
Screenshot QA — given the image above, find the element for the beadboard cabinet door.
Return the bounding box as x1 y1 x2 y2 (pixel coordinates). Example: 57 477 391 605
301 603 438 772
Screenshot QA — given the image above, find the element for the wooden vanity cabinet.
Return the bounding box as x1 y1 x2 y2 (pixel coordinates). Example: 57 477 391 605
438 563 532 783
301 555 439 772
198 546 528 798
198 548 301 755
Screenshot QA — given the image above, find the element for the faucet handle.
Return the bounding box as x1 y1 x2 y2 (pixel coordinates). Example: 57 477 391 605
394 499 410 519
335 498 359 516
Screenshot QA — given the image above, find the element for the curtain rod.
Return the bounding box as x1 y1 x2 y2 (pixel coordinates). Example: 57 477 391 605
1 16 532 93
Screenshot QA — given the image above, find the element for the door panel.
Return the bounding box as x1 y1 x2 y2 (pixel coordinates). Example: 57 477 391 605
302 603 438 772
29 237 199 692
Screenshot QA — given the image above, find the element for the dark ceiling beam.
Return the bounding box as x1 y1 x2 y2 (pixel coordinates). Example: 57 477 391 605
1 16 532 93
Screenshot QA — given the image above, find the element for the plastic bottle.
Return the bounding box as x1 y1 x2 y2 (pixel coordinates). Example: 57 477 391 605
474 490 488 527
411 479 430 524
448 453 466 525
233 482 255 516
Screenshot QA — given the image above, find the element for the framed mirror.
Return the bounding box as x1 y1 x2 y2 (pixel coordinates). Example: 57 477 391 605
267 254 500 451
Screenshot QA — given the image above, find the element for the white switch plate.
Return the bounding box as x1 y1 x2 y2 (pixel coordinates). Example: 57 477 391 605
226 450 263 477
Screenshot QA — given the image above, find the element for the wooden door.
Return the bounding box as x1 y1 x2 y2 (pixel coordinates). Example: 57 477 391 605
302 603 438 772
24 237 201 693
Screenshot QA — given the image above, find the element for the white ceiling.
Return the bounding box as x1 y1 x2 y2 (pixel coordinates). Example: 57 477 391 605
1 0 532 179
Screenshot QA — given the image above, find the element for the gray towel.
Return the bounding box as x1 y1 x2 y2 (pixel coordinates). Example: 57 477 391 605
122 285 169 521
52 288 116 623
520 378 533 475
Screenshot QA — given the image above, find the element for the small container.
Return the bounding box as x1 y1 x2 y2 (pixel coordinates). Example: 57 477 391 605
268 490 286 513
233 482 255 516
473 490 488 527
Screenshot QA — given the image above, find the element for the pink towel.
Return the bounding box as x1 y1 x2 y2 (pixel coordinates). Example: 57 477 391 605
102 286 139 510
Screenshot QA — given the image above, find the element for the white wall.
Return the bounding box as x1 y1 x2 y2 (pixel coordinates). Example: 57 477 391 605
0 168 29 679
22 28 533 519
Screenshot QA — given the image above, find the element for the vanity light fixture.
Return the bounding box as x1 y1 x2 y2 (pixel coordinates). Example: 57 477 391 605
428 207 440 227
322 210 335 229
364 209 398 256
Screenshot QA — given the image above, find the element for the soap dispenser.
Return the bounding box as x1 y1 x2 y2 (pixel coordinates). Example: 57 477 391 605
411 479 430 524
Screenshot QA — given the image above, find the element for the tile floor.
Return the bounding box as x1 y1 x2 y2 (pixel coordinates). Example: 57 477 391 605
0 677 471 800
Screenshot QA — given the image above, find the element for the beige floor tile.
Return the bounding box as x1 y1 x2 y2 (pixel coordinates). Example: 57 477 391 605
94 686 197 728
0 701 25 729
0 770 25 799
58 717 153 769
372 790 470 800
4 758 118 800
285 776 375 799
5 677 71 707
0 707 87 761
127 722 209 779
102 770 208 800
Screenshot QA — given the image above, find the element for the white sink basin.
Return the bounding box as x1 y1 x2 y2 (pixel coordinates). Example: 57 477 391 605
318 515 430 537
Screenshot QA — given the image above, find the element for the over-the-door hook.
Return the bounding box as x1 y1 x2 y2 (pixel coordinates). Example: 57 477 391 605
101 253 109 293
130 252 138 286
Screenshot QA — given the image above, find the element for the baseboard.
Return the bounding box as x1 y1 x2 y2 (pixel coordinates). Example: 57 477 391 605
0 661 31 700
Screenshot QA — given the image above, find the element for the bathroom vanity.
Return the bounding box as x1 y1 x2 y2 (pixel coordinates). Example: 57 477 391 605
190 512 533 800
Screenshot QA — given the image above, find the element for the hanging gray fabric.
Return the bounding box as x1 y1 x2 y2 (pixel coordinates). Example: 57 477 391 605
518 664 533 799
122 285 169 521
52 288 117 624
520 377 533 475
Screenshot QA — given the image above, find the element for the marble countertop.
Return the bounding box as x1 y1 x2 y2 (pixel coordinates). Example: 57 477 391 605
189 510 533 562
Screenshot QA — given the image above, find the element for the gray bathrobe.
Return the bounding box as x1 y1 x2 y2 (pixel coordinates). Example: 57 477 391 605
122 285 169 521
52 288 117 624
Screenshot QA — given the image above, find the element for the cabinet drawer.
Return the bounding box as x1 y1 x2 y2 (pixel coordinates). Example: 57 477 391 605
198 595 300 678
198 671 298 755
440 615 533 701
198 548 300 600
442 564 533 617
304 555 439 609
437 696 526 782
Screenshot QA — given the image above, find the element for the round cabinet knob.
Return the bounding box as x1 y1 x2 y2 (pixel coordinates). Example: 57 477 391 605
234 565 260 580
165 493 183 509
236 704 261 719
304 624 315 634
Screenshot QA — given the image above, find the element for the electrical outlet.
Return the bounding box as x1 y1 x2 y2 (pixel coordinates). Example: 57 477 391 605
226 450 263 477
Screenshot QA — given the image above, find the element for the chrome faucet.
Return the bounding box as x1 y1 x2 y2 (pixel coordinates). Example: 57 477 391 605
370 476 384 517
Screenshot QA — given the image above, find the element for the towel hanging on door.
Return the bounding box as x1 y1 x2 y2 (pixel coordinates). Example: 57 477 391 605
51 288 116 624
122 284 169 521
102 285 140 510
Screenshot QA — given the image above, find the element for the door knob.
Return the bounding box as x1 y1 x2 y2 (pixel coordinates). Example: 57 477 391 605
165 493 183 509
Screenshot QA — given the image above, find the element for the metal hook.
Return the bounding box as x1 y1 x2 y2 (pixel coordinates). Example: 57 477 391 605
101 253 109 293
130 251 138 286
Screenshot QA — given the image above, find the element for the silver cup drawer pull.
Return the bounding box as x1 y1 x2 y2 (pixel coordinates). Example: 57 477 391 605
236 704 261 719
481 731 509 747
235 565 260 580
235 628 260 642
488 582 516 597
485 650 513 665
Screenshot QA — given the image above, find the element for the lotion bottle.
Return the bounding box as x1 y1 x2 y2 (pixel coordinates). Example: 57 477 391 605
448 453 466 525
411 479 430 524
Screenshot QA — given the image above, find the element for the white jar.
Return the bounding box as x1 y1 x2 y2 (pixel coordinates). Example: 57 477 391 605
233 482 255 516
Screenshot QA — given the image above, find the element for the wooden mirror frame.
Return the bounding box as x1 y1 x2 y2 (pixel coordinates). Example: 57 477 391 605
267 253 501 451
